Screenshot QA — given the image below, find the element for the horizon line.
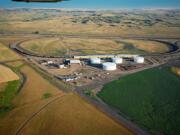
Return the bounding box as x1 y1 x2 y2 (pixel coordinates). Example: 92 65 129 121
1 7 180 10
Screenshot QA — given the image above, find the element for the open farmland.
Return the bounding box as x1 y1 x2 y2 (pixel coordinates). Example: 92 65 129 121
97 66 180 135
0 65 19 83
0 9 180 38
13 94 134 135
12 64 62 105
20 37 169 56
0 43 21 62
0 60 134 135
0 7 179 135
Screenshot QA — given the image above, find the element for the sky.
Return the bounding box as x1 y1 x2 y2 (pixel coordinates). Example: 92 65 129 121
0 0 180 9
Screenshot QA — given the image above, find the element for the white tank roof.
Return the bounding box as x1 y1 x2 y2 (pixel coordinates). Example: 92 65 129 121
111 58 123 64
90 58 101 64
102 62 117 71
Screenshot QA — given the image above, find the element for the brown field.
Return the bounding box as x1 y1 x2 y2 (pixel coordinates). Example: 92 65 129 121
0 61 134 135
121 39 169 53
0 65 19 83
0 15 180 38
20 37 169 56
19 93 134 135
12 64 62 105
0 36 26 46
20 37 125 56
0 9 180 38
6 61 24 68
0 43 21 62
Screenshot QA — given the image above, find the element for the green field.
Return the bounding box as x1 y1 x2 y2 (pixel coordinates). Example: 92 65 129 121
0 80 21 116
97 67 180 135
0 65 23 117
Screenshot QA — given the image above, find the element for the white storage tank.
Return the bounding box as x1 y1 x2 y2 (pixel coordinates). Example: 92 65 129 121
112 58 123 64
102 62 117 71
90 58 101 64
134 56 144 63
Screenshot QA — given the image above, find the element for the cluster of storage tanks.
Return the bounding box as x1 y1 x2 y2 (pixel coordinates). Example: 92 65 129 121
90 56 144 71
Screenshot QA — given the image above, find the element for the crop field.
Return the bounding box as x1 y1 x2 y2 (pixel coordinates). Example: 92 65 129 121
0 43 21 62
15 94 134 135
97 66 180 135
20 38 169 56
0 65 19 83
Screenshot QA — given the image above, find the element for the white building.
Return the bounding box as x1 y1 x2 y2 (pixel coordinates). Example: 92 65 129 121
65 59 81 65
111 58 123 64
70 60 81 64
90 58 101 64
134 56 144 63
58 64 65 69
102 62 117 71
47 60 53 64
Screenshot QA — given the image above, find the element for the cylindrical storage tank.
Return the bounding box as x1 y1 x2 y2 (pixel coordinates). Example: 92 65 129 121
90 58 101 64
134 56 144 63
112 58 123 64
102 62 117 71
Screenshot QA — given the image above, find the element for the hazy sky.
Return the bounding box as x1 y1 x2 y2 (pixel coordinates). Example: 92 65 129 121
0 0 180 9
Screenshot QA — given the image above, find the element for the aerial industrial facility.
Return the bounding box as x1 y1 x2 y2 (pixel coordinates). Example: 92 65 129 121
36 54 146 84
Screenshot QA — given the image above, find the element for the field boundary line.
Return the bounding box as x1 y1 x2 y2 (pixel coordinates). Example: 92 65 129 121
14 94 67 135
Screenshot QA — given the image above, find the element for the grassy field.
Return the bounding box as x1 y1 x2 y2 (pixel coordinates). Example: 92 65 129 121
0 80 21 117
0 65 19 83
20 38 168 56
121 39 169 53
0 43 21 62
97 66 180 135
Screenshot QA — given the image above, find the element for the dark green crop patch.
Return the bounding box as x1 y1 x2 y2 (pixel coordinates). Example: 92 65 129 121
97 67 180 135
